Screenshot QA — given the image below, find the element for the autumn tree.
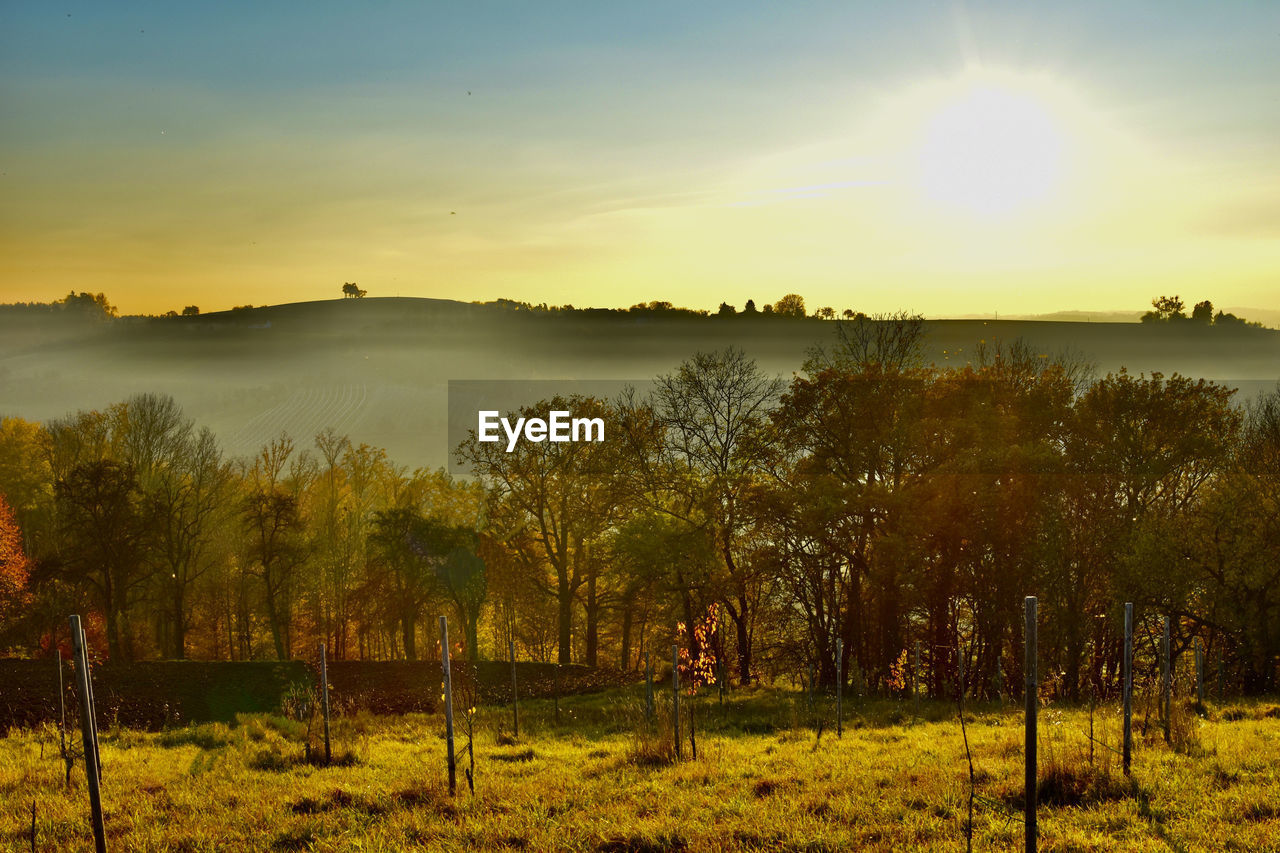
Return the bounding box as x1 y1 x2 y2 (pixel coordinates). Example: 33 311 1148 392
241 435 313 660
0 493 30 632
457 395 624 665
628 348 784 682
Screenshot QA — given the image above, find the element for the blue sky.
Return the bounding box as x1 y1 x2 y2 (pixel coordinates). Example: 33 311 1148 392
2 1 1277 314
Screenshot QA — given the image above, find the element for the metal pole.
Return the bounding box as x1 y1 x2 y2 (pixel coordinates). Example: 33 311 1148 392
57 650 68 774
1025 596 1037 853
836 638 843 738
509 638 519 739
70 616 106 853
1123 603 1133 776
319 642 332 764
80 623 101 782
672 644 681 760
1162 616 1171 744
439 616 456 795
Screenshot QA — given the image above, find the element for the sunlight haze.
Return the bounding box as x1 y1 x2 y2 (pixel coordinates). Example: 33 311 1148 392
1 1 1276 316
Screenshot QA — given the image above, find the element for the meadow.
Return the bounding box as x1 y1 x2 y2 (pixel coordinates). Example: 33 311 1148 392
3 686 1279 852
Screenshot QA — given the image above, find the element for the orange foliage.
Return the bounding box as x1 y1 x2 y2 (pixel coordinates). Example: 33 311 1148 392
0 492 30 621
676 603 720 693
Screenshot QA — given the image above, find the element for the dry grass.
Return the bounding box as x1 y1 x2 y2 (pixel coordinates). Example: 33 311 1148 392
2 687 1279 851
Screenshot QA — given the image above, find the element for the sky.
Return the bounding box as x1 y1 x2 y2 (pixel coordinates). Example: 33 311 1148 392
1 1 1277 317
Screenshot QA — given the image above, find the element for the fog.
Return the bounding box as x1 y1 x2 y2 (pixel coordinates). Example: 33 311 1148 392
3 298 1276 470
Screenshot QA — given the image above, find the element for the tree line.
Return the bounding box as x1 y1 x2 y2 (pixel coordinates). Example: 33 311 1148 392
1 315 1277 698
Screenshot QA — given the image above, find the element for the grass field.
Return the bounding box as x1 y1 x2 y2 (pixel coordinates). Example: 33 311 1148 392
3 686 1279 852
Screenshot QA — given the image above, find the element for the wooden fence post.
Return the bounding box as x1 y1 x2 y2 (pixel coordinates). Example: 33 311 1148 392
1123 602 1133 776
439 616 456 795
554 663 561 726
69 615 106 853
957 638 964 702
319 642 332 765
1162 615 1171 744
672 644 681 760
835 638 843 738
1024 596 1037 853
509 638 519 739
1194 638 1203 705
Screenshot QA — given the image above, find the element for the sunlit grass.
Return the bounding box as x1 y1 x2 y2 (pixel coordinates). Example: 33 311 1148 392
3 687 1278 851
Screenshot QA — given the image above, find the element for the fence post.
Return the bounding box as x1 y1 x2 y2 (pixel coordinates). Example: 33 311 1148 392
1194 638 1203 705
644 652 653 721
672 644 681 760
79 622 101 781
57 650 68 780
1024 596 1037 853
1162 615 1171 744
554 663 561 726
1123 602 1133 776
807 662 814 718
69 616 106 853
835 638 843 738
914 640 921 715
509 638 519 739
439 616 456 795
957 638 964 702
319 642 332 765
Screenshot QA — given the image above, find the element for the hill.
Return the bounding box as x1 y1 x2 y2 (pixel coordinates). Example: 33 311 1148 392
2 297 1277 469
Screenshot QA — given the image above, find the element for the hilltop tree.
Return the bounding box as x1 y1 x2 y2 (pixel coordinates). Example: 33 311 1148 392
1192 300 1214 323
1142 294 1187 322
774 294 806 317
342 282 367 299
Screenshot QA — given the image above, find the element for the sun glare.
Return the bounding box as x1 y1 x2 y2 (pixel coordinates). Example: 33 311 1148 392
916 78 1066 217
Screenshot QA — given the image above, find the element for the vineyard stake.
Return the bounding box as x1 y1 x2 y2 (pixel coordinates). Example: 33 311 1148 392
509 637 519 739
319 642 332 765
79 622 101 782
914 640 921 716
439 616 456 795
1194 637 1203 704
1123 602 1133 776
807 662 814 719
1161 615 1171 744
57 650 71 785
835 638 843 738
957 637 964 702
70 615 106 853
672 644 681 760
1024 596 1037 853
644 652 653 721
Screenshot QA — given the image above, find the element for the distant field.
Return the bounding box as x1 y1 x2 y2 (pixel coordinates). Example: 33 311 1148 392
3 687 1279 851
2 298 1277 468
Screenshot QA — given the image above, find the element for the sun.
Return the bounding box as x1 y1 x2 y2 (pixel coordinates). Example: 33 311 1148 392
915 78 1066 217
